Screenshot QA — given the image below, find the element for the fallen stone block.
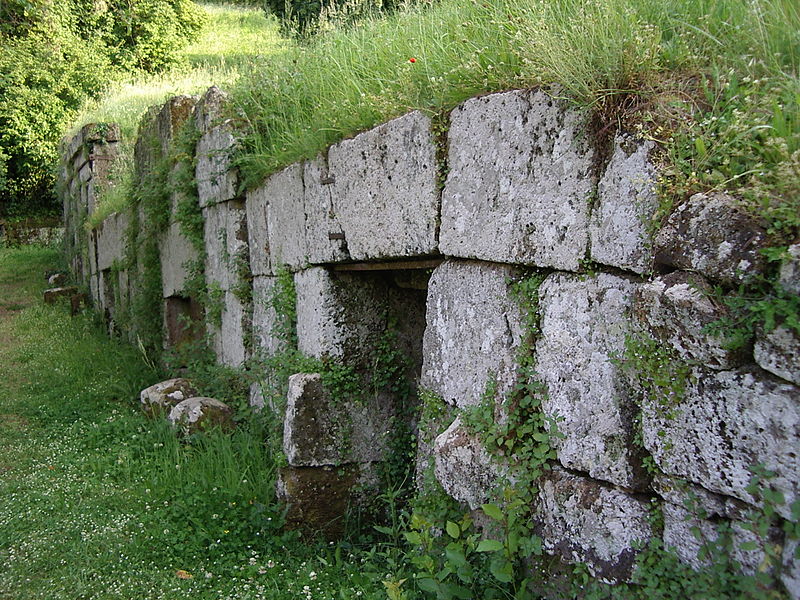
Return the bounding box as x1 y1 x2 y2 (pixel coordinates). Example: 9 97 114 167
44 286 79 304
47 273 67 287
642 366 800 520
589 134 659 274
532 467 652 583
168 397 234 434
535 272 646 489
654 192 770 285
634 271 746 370
440 89 594 271
420 260 524 409
327 111 438 261
283 372 392 467
140 378 197 417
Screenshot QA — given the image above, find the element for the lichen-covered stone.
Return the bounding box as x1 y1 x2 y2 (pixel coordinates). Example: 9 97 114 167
780 244 800 295
283 373 392 467
532 467 652 583
295 267 387 367
420 260 524 409
662 502 781 576
155 95 196 157
140 378 197 417
168 396 234 434
277 464 379 540
433 416 505 510
642 367 800 520
654 192 770 285
589 134 658 274
195 87 237 207
95 211 129 272
245 183 271 276
265 164 307 272
160 220 198 298
304 157 350 265
208 290 249 367
43 286 78 304
634 271 744 370
755 326 800 385
327 111 438 260
440 89 594 271
251 275 282 357
203 199 248 293
535 273 646 489
783 538 800 599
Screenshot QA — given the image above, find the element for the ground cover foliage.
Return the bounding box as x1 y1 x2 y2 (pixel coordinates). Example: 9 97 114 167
0 0 205 219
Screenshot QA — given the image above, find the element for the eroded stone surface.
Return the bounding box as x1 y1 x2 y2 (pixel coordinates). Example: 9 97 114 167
203 200 248 292
780 244 800 295
245 183 271 276
654 193 770 284
642 367 800 520
634 271 745 370
420 260 524 409
755 326 800 385
283 373 392 467
433 416 504 510
251 275 282 358
195 87 237 207
208 290 249 367
535 273 646 489
783 538 800 599
328 111 438 260
168 396 233 434
95 211 129 272
304 157 350 264
140 378 197 417
533 467 652 583
441 89 594 271
160 220 198 298
590 134 658 274
265 164 307 271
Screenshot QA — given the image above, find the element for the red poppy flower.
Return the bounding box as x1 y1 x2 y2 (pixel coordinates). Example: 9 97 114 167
409 57 416 63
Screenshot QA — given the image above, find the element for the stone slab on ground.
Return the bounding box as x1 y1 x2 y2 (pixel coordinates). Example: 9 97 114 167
283 373 392 467
589 134 658 274
535 272 646 489
440 89 594 271
140 378 197 417
642 366 800 520
327 111 439 261
168 396 233 434
420 259 524 409
533 467 652 583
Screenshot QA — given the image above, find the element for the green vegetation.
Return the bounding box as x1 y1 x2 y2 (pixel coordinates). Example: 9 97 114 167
0 0 205 219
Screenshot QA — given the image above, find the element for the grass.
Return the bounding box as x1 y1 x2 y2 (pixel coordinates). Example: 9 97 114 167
0 245 398 599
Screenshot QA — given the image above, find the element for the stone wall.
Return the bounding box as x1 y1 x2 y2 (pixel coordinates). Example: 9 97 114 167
60 87 799 594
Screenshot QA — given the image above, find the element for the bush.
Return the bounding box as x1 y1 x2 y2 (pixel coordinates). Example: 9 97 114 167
262 0 422 36
0 0 205 219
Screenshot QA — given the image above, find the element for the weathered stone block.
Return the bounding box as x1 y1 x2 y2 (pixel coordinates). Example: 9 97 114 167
168 397 234 434
277 463 379 540
163 295 203 348
654 192 770 285
755 326 800 385
156 95 196 157
203 199 248 292
295 267 387 366
533 468 652 583
535 273 646 489
783 538 800 599
304 157 349 265
43 286 78 304
95 211 129 272
780 244 800 295
194 85 227 133
140 378 197 417
283 373 392 467
440 89 594 271
195 88 237 208
160 221 199 298
433 416 504 510
634 271 745 370
642 367 800 519
251 275 282 357
265 164 307 272
589 134 658 274
134 105 161 180
327 111 438 261
662 502 781 576
208 290 249 367
420 260 524 409
245 183 271 276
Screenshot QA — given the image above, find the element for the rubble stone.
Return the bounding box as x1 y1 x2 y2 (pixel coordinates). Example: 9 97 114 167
440 89 594 271
140 378 197 417
168 397 234 434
